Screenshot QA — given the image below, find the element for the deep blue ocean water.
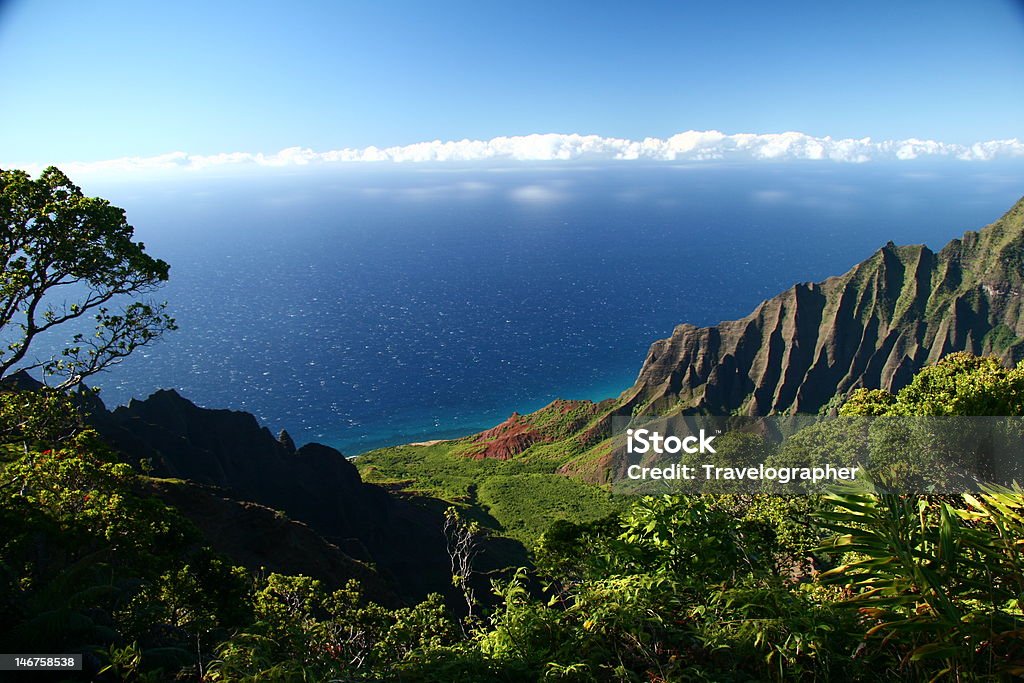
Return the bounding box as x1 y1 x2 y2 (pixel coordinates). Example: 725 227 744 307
59 162 1024 453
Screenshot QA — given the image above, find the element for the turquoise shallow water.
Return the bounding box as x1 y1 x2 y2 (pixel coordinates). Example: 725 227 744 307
67 162 1024 453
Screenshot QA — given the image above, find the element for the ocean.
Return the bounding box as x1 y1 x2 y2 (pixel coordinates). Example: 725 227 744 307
67 161 1024 453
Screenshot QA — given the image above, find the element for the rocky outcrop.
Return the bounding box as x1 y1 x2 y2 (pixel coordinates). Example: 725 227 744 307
88 390 525 605
618 196 1024 417
465 399 603 460
277 429 297 454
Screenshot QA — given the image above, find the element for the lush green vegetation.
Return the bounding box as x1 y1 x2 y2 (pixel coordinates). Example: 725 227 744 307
475 474 620 544
358 442 622 544
0 392 249 680
842 352 1024 417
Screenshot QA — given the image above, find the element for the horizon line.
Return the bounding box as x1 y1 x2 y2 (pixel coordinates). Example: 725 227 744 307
6 129 1024 178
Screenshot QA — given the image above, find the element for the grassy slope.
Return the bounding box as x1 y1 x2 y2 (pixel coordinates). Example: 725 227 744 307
356 413 624 546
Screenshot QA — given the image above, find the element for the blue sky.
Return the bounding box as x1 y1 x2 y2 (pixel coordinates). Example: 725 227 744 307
1 0 1023 168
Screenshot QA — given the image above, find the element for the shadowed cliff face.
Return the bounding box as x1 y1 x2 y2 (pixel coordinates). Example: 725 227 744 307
616 196 1024 418
141 478 399 605
88 390 525 606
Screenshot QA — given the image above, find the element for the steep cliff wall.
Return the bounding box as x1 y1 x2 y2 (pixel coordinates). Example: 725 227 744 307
619 197 1024 418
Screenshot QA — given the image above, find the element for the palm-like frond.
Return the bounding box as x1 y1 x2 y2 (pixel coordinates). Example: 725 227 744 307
816 479 1024 678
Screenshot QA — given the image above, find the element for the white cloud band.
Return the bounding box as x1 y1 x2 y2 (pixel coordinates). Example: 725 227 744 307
9 130 1024 177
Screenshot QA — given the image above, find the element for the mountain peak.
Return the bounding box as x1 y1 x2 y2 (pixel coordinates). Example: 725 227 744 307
619 196 1024 419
